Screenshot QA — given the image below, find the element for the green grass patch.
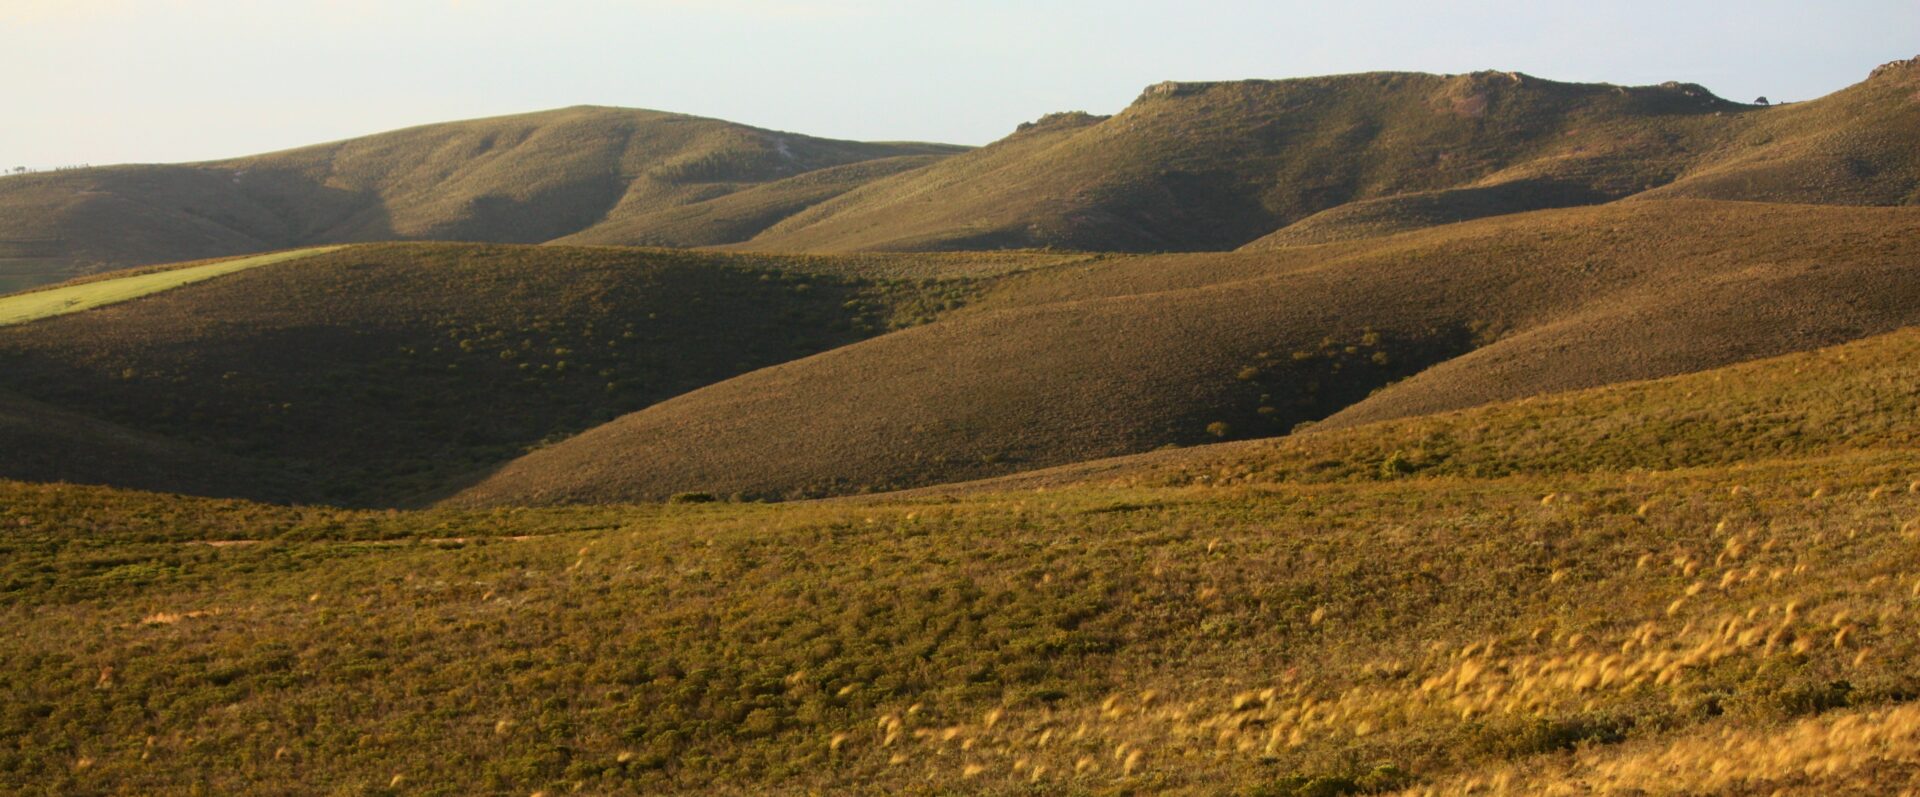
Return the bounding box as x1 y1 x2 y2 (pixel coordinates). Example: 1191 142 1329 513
0 247 343 326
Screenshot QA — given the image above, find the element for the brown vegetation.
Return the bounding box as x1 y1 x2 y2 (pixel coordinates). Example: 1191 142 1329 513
917 318 1920 500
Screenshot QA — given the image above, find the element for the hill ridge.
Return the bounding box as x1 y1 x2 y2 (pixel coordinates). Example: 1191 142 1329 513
0 106 968 289
745 59 1919 254
5 58 1915 292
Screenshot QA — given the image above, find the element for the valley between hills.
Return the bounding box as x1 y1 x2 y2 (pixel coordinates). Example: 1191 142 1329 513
3 56 1920 795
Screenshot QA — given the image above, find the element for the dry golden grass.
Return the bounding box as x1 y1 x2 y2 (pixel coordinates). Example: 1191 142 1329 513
1405 700 1920 795
5 56 1920 797
813 510 1920 791
10 440 1920 794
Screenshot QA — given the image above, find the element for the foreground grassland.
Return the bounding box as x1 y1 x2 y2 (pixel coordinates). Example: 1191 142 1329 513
0 248 342 326
3 327 1920 796
5 451 1919 795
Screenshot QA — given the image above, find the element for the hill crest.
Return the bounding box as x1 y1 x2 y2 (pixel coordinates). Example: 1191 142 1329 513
6 59 1914 291
0 106 967 289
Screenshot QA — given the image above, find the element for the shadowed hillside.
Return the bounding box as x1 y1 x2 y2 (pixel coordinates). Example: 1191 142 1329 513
0 107 964 288
0 243 1010 505
0 389 282 497
452 200 1920 505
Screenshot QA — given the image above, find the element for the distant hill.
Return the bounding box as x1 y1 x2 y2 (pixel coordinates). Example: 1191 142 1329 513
1238 60 1920 250
5 62 1913 293
0 106 964 289
743 63 1918 254
451 200 1920 506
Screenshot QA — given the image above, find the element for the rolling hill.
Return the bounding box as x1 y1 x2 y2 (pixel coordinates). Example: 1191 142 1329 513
916 318 1920 498
6 59 1914 295
740 60 1919 254
0 106 964 289
7 59 1917 510
453 199 1920 506
0 243 1041 505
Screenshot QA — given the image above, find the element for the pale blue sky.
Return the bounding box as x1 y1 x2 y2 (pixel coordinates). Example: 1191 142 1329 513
3 0 1914 168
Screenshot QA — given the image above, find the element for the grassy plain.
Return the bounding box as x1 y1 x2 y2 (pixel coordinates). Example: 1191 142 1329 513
6 374 1920 794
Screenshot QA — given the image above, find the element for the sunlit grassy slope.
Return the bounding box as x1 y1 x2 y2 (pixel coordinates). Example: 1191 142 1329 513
7 55 1920 797
0 247 342 326
6 323 1920 795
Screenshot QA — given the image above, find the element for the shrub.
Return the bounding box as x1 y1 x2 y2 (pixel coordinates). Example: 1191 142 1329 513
1245 765 1412 796
1379 451 1417 478
668 492 718 504
1474 713 1631 758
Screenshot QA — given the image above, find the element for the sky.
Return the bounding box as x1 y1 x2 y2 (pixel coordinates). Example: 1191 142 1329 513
2 0 1915 168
